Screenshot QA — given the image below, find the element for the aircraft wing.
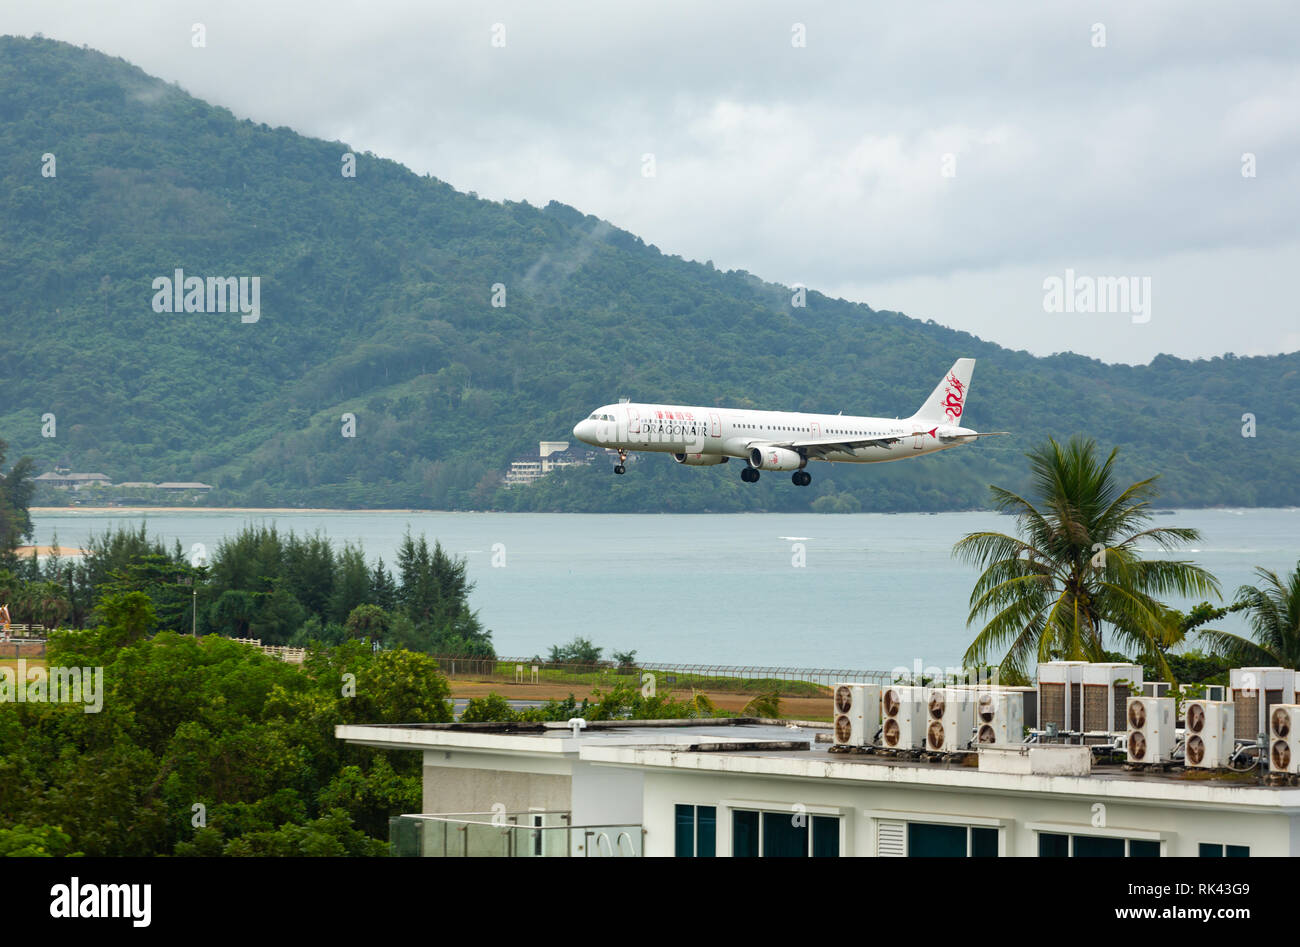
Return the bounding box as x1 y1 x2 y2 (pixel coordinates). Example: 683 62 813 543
757 428 941 459
754 429 1011 458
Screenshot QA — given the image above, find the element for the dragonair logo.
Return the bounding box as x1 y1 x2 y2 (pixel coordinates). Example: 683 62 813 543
942 374 965 421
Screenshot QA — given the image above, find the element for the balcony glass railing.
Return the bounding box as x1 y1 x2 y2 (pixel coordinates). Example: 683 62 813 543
389 813 642 857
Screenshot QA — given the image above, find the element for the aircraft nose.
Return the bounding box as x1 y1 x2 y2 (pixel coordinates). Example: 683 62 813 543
573 419 592 442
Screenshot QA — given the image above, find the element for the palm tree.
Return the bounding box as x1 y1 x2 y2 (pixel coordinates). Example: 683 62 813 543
1198 564 1300 667
956 436 1219 679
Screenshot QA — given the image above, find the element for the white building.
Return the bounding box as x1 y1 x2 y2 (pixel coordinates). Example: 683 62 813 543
503 441 591 487
33 471 112 490
338 713 1295 858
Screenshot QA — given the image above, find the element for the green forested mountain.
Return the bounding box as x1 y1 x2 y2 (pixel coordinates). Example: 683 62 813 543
1 36 1297 512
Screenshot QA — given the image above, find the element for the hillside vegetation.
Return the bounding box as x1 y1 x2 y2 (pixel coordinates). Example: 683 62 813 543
2 36 1297 512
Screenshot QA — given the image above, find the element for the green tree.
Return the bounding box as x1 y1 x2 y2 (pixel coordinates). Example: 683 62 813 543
956 437 1219 679
95 590 158 647
0 440 34 565
0 823 81 857
459 693 518 723
344 603 391 646
394 532 492 655
1198 563 1300 668
548 636 602 665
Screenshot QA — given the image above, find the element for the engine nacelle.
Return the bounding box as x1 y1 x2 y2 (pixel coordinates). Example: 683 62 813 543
673 452 729 466
749 446 804 471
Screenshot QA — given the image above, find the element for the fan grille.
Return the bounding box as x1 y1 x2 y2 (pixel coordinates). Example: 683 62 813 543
1272 739 1291 771
883 718 900 746
835 715 853 744
1129 731 1147 760
882 689 901 718
835 685 853 714
1127 700 1147 730
1272 707 1291 739
928 694 945 719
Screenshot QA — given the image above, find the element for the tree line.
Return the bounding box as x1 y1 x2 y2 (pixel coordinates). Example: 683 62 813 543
0 506 494 658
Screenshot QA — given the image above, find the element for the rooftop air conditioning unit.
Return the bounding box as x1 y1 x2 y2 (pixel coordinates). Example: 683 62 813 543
881 686 927 750
1036 661 1089 732
1081 663 1143 733
1231 668 1298 743
974 690 1025 745
832 683 881 748
1126 696 1175 764
1184 700 1235 769
925 688 974 752
1269 705 1300 774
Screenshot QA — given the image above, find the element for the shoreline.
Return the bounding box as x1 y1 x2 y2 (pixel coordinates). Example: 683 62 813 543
28 506 1298 518
30 506 432 514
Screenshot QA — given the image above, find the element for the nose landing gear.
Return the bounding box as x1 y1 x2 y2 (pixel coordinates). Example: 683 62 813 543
613 449 628 475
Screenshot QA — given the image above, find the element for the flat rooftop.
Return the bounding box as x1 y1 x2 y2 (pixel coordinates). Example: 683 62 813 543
336 717 1300 807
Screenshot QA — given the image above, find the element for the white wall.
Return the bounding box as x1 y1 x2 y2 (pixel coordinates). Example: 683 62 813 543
569 761 645 827
421 749 573 814
639 769 1298 857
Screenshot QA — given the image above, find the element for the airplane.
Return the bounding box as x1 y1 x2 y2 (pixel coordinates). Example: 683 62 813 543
571 358 1006 485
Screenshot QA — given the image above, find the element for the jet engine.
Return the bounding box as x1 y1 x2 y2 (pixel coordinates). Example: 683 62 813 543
673 452 728 466
748 446 804 471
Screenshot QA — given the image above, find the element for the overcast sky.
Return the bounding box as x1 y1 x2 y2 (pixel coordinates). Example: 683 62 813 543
7 0 1299 364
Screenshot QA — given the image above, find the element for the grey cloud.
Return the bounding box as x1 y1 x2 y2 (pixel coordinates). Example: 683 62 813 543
8 0 1299 361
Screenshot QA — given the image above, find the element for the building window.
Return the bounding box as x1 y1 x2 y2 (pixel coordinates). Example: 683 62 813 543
812 815 840 857
731 809 840 857
1039 832 1162 857
1199 843 1249 858
674 804 716 857
902 822 1000 857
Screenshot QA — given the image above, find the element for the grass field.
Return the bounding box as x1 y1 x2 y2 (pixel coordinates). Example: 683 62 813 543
439 660 833 700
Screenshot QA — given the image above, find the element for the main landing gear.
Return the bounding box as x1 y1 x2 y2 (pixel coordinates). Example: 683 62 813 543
741 468 811 485
613 449 628 475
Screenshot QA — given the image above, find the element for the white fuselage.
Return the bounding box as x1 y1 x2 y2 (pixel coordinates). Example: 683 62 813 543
573 402 976 465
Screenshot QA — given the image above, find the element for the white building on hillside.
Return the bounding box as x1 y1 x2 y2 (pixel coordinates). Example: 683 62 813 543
503 441 591 487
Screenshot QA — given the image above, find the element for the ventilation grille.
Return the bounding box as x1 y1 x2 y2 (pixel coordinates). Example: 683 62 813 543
1083 684 1109 731
1113 685 1130 731
1233 690 1259 740
1041 683 1065 728
877 820 905 857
